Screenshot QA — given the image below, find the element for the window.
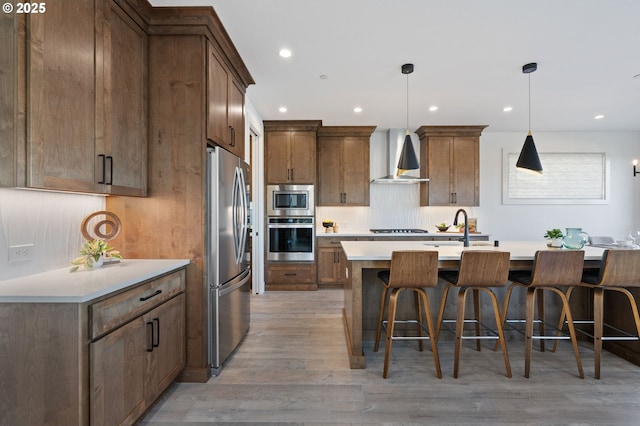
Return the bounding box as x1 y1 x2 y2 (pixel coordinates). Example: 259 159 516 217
502 151 608 204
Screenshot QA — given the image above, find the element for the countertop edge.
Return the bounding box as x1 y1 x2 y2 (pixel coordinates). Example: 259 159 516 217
0 259 191 304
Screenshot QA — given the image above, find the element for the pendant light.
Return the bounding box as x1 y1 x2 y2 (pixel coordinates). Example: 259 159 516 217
516 62 543 174
397 63 420 175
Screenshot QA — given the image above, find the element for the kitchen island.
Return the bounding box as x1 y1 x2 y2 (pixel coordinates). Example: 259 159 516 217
340 240 605 369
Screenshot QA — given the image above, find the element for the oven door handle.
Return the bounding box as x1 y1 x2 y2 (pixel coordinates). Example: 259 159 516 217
267 224 315 229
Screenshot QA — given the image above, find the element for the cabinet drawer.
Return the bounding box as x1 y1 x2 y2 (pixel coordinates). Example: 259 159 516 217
90 269 185 339
316 236 371 247
267 264 315 284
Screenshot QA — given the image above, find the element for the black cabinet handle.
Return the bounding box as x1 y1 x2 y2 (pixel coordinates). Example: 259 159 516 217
284 273 297 276
139 289 162 302
153 318 160 348
146 321 154 352
229 125 235 147
98 154 106 184
106 156 113 185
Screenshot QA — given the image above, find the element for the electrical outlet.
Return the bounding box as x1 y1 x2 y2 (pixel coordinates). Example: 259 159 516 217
8 244 34 262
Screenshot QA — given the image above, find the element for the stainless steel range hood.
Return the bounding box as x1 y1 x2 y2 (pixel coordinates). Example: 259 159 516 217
371 129 429 184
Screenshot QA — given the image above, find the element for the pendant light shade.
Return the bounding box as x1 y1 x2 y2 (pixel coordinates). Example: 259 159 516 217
516 131 543 173
516 62 543 175
397 63 419 175
397 131 420 174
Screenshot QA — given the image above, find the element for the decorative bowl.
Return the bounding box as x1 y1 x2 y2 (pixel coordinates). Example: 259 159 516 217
322 221 334 228
436 225 450 232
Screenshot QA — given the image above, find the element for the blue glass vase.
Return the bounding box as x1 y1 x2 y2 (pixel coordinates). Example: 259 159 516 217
563 228 589 249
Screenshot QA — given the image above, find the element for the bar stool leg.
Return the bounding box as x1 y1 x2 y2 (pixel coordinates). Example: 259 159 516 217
417 289 442 378
552 287 584 379
537 289 546 352
373 285 389 352
552 285 577 353
435 282 453 341
414 291 424 351
473 289 482 352
485 288 512 378
383 288 401 378
593 287 604 379
524 287 535 378
453 287 468 378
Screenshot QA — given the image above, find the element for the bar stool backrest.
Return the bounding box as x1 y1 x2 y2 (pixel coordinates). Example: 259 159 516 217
529 250 585 287
389 250 439 289
456 250 510 287
596 249 640 287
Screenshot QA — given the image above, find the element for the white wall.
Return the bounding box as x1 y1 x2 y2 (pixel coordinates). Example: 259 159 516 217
480 131 640 241
317 130 640 242
0 188 105 281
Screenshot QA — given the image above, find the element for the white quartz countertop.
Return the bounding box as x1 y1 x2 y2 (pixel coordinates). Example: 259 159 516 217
0 259 190 303
340 240 606 261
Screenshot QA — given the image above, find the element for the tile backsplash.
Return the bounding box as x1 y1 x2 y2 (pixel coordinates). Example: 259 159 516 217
317 184 479 233
0 188 105 281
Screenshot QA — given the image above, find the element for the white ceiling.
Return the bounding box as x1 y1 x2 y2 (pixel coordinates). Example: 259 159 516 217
151 0 640 132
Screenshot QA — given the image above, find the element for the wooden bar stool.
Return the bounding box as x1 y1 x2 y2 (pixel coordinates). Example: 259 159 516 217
373 250 442 379
501 250 584 378
436 250 511 378
557 249 640 379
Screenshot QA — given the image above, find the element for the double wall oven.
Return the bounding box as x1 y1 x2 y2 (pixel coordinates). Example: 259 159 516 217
267 184 315 261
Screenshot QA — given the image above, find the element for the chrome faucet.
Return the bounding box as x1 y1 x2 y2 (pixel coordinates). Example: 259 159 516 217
453 208 469 247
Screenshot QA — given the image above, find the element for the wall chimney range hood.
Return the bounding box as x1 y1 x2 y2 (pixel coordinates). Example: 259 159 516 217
371 129 429 184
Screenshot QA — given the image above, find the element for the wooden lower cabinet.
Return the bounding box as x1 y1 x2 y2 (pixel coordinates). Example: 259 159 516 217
90 293 185 425
317 237 372 287
266 263 317 291
0 267 186 426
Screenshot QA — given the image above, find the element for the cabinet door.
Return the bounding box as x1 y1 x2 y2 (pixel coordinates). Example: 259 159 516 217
228 78 245 159
26 0 98 193
100 0 148 196
317 247 339 284
90 317 147 426
341 136 369 205
289 131 316 183
426 137 453 205
145 294 186 404
317 136 342 205
451 136 479 206
207 42 229 147
265 131 290 183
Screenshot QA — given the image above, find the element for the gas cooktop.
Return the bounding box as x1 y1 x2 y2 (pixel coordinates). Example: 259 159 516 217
370 228 429 234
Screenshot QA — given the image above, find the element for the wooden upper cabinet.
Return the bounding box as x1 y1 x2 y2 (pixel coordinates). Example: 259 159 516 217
264 121 321 184
26 0 98 193
416 125 487 207
1 0 149 196
317 126 375 206
99 0 148 196
207 42 245 159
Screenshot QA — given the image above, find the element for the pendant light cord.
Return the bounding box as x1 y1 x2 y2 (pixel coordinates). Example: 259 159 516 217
406 71 409 130
528 72 531 133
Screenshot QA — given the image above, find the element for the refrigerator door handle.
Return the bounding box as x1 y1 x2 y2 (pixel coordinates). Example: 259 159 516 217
232 166 248 265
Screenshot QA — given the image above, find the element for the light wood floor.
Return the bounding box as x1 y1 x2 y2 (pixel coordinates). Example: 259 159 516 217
141 289 640 425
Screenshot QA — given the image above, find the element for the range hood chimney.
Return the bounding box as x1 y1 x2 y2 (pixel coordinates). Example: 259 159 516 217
371 129 429 184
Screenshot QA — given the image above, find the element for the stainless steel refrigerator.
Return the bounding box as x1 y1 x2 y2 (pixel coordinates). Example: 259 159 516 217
206 146 251 374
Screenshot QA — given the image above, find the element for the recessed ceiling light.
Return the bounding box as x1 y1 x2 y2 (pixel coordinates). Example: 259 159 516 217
353 107 362 113
429 106 438 112
502 106 513 112
594 114 604 120
278 106 287 113
279 48 292 58
319 74 328 80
